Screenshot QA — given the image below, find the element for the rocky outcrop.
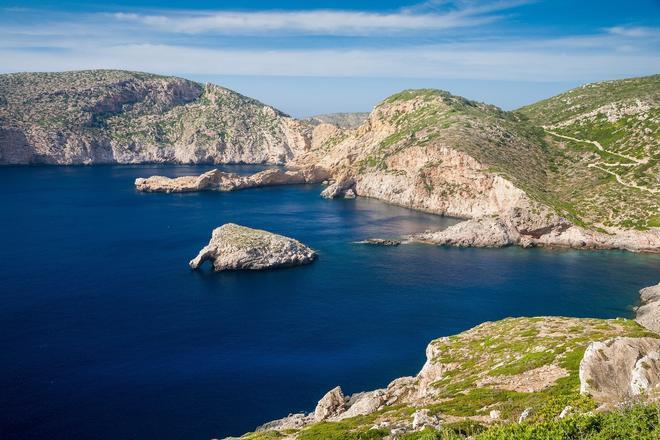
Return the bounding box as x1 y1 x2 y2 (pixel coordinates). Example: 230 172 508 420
313 386 345 421
135 166 329 193
636 283 660 334
320 175 356 199
189 223 316 271
356 239 401 246
290 86 660 253
579 337 660 405
411 217 514 248
248 317 653 438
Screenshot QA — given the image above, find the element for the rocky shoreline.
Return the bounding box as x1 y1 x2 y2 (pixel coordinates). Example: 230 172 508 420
233 283 660 439
135 166 660 253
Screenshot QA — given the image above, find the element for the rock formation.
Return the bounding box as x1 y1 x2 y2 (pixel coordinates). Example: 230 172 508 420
135 166 329 193
636 283 660 334
247 316 656 438
189 224 316 271
356 239 401 246
579 337 660 405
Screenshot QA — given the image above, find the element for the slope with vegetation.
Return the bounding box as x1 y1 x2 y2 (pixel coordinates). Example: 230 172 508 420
0 70 311 165
517 74 659 230
238 315 658 439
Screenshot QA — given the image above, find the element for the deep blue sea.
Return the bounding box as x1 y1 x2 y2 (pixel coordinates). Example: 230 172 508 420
1 165 658 439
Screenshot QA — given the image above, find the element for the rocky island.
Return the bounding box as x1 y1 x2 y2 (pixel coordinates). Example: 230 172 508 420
189 223 316 271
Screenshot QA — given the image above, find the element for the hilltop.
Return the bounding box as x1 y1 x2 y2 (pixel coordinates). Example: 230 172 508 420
0 70 311 165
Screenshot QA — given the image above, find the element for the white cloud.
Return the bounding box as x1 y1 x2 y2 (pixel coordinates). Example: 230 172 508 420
109 2 522 36
606 26 659 38
0 41 657 82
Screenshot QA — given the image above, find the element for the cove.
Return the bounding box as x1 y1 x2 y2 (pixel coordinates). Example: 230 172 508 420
0 165 658 439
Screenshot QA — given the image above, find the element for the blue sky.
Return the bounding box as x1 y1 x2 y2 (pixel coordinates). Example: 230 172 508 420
1 0 659 116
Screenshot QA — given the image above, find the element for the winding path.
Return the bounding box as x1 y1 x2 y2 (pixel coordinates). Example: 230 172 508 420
546 130 658 194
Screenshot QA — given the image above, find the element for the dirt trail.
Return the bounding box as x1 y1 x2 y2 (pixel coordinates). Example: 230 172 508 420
546 130 658 194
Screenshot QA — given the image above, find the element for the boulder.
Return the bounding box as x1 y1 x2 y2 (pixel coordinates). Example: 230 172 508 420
411 409 442 431
189 224 316 271
579 337 660 404
636 283 660 334
314 386 346 421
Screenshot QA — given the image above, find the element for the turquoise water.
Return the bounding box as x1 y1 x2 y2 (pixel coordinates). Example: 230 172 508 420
0 165 658 439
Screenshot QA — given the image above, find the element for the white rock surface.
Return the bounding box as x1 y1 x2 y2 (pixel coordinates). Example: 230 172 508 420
314 386 346 422
579 337 660 404
636 283 660 334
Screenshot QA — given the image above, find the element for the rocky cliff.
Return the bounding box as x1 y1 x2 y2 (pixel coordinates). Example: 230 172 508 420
237 306 659 439
0 70 315 165
291 86 659 252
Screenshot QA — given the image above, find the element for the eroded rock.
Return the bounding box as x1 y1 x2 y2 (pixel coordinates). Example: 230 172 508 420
579 337 660 404
636 283 660 334
314 386 346 422
410 217 514 248
189 224 316 271
136 166 329 193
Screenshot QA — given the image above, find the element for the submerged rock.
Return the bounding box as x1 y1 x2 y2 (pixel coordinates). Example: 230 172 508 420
189 223 316 271
636 283 660 334
356 238 401 246
579 337 660 404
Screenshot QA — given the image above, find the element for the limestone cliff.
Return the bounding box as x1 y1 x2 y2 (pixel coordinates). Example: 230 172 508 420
4 70 658 252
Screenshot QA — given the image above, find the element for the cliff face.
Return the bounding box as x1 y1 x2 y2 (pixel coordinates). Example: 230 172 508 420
0 70 312 165
293 88 659 251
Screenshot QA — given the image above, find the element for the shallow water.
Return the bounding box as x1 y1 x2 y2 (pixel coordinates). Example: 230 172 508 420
0 165 658 439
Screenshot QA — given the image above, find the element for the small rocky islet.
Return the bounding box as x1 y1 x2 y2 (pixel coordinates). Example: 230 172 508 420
189 223 317 271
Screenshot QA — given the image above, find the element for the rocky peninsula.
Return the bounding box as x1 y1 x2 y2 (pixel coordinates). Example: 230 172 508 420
135 166 328 193
234 282 660 439
189 223 316 271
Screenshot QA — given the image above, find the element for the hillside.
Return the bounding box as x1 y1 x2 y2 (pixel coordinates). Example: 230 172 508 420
305 112 370 129
0 70 311 165
238 314 659 439
517 74 659 230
